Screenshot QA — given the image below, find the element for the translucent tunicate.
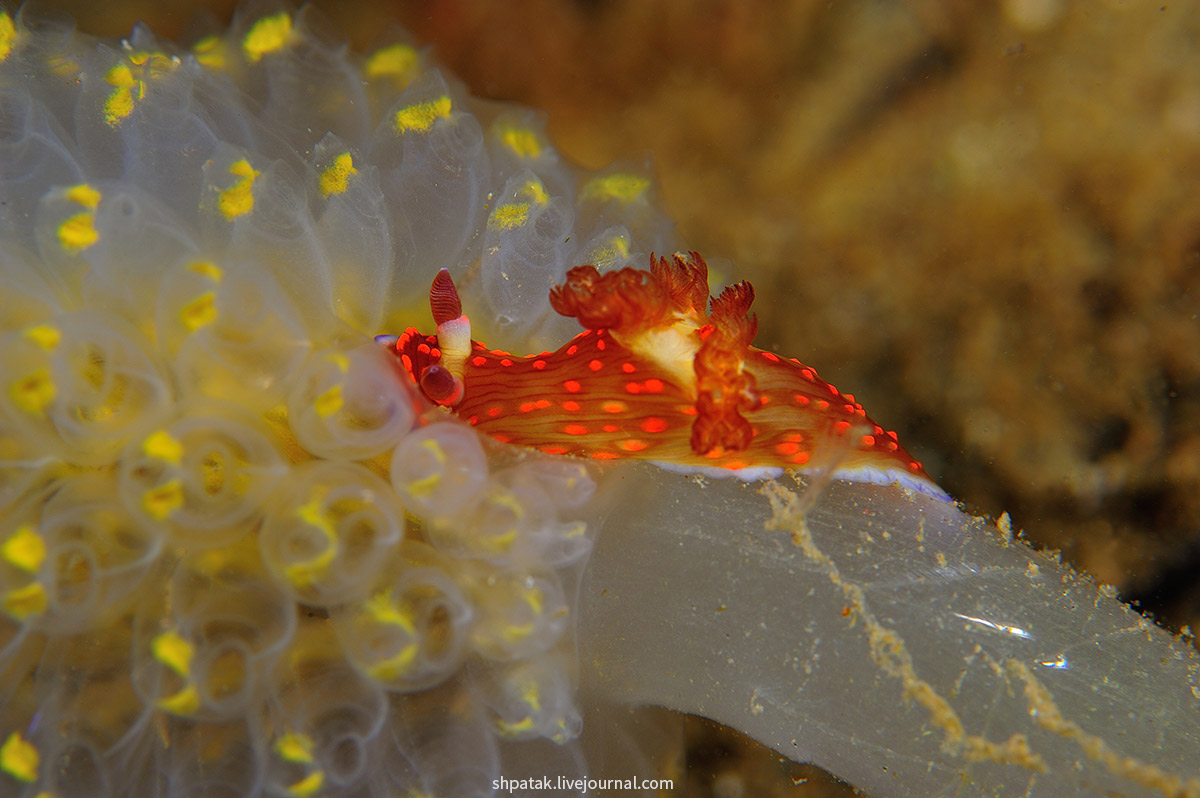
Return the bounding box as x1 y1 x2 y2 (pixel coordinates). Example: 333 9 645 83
156 257 311 411
286 343 417 462
242 5 372 152
389 422 489 522
132 544 297 721
157 716 266 798
14 621 152 798
486 109 573 199
77 186 200 329
480 170 577 349
574 161 676 263
0 473 163 636
332 542 473 693
197 146 337 336
117 402 288 549
427 465 591 568
264 621 388 794
0 87 84 250
473 651 582 744
311 134 394 333
380 677 502 798
465 569 570 662
259 460 406 607
368 69 491 304
0 308 172 467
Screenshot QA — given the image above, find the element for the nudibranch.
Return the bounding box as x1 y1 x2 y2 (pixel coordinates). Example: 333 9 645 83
383 253 947 498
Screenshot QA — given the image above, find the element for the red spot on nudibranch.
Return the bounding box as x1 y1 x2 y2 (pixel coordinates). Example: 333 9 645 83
833 420 851 434
487 407 502 417
621 363 635 374
861 434 876 447
644 378 664 393
619 439 649 452
519 401 537 413
625 382 641 394
562 400 581 411
500 358 514 367
563 424 589 435
471 356 487 367
590 451 619 460
532 360 547 370
596 339 607 350
588 359 603 371
567 345 578 356
602 424 618 432
541 445 568 455
602 401 626 413
563 380 582 393
761 352 780 362
641 417 668 433
775 441 801 456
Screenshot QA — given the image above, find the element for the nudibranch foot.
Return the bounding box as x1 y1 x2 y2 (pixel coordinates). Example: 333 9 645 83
385 253 946 499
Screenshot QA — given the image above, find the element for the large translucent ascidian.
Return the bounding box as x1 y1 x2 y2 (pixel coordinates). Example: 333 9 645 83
0 5 669 796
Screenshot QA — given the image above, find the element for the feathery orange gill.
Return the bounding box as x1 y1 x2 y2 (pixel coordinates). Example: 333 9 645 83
381 253 947 499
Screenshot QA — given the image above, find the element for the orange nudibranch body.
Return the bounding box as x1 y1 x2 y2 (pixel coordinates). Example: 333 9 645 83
384 253 947 499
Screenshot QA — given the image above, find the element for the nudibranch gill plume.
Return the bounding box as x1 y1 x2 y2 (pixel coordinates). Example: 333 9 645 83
384 253 947 498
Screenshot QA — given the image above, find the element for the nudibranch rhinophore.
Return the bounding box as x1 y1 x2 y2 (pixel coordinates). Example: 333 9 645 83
384 252 947 498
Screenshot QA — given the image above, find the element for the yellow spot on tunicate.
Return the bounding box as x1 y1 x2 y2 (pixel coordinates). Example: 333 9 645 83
57 212 98 252
287 770 325 797
218 159 259 220
193 35 224 69
143 479 184 520
523 586 544 616
143 430 184 464
65 183 101 209
489 203 529 231
521 678 542 712
10 368 55 416
103 63 142 126
326 352 350 372
498 125 542 159
361 600 420 678
0 12 16 63
319 152 357 198
582 173 649 203
188 259 223 282
0 732 38 783
403 439 446 497
2 526 45 573
314 383 343 417
153 629 194 678
3 582 46 620
365 592 417 634
22 324 60 351
366 43 417 81
157 683 201 715
286 495 337 587
521 179 549 205
496 716 535 736
275 732 316 764
590 234 632 268
393 96 451 133
243 12 292 64
180 292 218 331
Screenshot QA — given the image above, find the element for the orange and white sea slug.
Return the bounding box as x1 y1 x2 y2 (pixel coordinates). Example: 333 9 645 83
382 252 948 499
